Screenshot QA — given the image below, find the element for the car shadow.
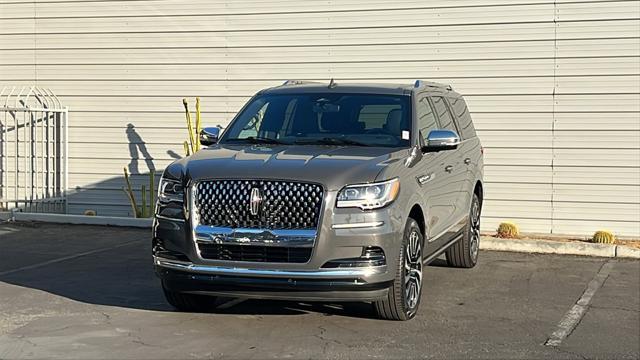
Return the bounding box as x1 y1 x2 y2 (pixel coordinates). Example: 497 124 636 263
0 222 384 319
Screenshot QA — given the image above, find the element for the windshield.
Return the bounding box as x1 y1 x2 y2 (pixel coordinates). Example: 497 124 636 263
220 93 412 148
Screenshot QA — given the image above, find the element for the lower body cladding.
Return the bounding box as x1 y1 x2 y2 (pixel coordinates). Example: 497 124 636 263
152 207 404 302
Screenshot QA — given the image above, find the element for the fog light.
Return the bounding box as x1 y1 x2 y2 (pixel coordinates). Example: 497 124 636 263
152 238 190 262
321 246 386 268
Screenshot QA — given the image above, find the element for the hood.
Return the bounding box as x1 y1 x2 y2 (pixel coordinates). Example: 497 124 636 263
165 144 407 191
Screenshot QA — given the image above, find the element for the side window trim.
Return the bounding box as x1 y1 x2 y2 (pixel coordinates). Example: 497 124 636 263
425 96 443 129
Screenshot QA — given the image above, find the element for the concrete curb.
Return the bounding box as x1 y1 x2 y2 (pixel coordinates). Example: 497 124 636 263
480 236 639 259
2 212 637 259
616 246 640 259
0 212 152 228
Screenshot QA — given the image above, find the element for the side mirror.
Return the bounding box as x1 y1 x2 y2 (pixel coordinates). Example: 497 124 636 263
422 130 460 152
199 127 221 146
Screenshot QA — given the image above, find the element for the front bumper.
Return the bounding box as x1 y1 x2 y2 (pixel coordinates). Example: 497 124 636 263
156 257 391 301
154 256 387 279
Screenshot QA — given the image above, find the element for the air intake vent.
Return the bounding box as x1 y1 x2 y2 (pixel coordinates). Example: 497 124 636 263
199 244 312 263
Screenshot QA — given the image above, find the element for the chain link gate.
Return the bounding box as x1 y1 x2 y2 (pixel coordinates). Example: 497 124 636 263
0 86 68 213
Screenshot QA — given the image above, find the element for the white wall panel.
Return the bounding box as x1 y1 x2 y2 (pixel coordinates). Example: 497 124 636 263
0 42 562 64
553 166 640 186
484 183 552 202
1 0 638 236
554 112 640 131
484 166 553 184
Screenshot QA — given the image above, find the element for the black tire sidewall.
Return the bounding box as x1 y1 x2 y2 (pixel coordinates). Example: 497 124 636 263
400 218 423 319
466 194 480 266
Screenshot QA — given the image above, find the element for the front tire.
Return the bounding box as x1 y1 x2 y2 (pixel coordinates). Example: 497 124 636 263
446 193 481 268
374 218 423 321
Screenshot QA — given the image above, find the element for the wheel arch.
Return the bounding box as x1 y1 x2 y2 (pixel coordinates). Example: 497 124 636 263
408 203 426 240
474 180 484 208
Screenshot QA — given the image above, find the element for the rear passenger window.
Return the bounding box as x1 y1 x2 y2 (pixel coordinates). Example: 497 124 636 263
449 96 476 139
431 96 458 133
416 96 439 144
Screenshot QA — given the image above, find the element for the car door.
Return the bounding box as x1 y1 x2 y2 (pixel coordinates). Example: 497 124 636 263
413 94 459 254
447 95 481 216
429 96 467 237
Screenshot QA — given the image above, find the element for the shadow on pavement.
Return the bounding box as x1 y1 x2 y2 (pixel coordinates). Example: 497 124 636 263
0 222 380 318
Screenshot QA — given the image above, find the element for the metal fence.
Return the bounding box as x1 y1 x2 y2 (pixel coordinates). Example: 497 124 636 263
0 86 68 213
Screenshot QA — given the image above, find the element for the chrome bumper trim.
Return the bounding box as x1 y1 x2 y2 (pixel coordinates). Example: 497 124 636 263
194 225 316 248
154 256 387 279
332 221 384 229
155 214 185 222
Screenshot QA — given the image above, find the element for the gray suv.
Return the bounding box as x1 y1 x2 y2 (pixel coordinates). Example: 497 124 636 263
153 80 484 320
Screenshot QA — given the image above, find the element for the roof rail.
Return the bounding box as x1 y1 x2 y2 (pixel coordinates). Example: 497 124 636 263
281 80 320 86
414 80 452 91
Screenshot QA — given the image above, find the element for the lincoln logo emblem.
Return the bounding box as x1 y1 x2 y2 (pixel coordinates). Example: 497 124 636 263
249 188 263 216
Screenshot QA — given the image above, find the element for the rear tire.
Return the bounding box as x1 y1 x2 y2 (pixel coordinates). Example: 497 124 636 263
446 193 481 268
162 283 217 312
374 218 423 321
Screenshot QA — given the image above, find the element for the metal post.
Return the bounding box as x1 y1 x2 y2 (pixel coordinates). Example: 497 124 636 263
63 107 69 214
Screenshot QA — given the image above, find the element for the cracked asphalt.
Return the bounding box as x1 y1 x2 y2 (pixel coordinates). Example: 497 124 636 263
0 222 638 359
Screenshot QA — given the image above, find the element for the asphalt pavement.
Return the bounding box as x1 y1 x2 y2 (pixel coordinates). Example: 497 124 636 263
0 222 638 359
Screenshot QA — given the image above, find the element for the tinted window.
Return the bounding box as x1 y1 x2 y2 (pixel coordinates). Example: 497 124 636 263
222 93 411 148
416 96 439 144
449 96 476 139
237 101 268 138
431 96 458 133
358 104 402 130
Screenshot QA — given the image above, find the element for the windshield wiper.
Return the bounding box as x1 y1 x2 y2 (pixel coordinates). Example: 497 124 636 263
225 136 288 145
294 137 369 147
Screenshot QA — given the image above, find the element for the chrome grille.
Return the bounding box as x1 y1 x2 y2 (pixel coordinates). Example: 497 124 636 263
195 180 324 230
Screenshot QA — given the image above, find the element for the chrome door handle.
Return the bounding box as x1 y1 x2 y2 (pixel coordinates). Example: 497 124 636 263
464 158 471 165
445 165 454 173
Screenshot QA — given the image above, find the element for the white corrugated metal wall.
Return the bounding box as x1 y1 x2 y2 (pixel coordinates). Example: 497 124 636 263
1 0 639 236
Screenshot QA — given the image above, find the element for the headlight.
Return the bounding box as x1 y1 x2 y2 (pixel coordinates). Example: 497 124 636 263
158 178 184 203
336 178 400 210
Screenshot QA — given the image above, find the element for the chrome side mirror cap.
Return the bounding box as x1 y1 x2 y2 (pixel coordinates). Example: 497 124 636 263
199 127 221 146
423 129 460 152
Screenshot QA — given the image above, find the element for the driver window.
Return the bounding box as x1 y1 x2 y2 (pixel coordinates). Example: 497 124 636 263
416 96 438 144
431 96 458 133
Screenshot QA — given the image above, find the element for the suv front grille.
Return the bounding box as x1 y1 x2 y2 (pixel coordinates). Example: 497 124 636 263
195 180 324 230
199 244 312 263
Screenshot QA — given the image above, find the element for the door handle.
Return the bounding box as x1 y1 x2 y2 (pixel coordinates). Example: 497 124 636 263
464 158 472 165
445 165 454 173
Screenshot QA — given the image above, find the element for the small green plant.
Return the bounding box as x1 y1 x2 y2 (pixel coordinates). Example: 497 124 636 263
123 168 155 218
182 97 202 156
591 230 616 244
497 222 520 238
